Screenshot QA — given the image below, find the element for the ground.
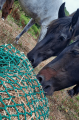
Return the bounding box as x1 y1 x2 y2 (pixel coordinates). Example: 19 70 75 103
0 13 79 120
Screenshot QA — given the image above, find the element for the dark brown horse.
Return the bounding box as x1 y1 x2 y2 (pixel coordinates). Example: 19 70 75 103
2 0 14 19
37 35 79 97
27 8 79 68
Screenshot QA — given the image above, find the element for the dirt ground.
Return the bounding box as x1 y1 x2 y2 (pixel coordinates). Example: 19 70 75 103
0 13 79 120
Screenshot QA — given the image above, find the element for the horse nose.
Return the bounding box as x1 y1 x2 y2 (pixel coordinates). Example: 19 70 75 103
27 53 35 65
31 58 35 65
37 75 44 84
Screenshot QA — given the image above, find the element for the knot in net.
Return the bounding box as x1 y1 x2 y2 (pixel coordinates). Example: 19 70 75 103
0 44 49 120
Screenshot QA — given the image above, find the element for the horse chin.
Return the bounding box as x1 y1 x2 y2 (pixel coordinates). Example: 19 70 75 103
44 91 53 96
31 61 41 68
31 63 37 68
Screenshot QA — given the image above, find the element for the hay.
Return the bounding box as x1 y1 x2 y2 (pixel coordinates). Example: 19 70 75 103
0 44 49 120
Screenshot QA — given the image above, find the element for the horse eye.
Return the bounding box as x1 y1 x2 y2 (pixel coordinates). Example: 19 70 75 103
48 49 51 51
6 12 8 14
60 36 65 41
71 50 79 56
47 49 52 54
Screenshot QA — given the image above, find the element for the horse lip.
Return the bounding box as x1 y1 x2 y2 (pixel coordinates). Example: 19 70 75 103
31 63 36 68
32 62 39 68
42 83 54 96
44 92 53 96
44 87 53 96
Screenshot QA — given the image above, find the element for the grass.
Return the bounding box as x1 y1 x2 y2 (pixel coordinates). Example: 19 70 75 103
76 96 79 101
48 91 79 120
9 1 40 40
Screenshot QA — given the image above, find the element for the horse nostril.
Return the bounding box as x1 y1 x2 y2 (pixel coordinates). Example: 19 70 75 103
37 75 44 84
31 58 35 65
31 58 34 63
44 85 51 90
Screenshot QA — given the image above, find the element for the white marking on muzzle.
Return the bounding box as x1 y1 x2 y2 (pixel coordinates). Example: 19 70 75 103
2 18 4 21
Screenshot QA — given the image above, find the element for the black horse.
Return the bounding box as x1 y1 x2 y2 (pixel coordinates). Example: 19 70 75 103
27 3 79 68
37 35 79 97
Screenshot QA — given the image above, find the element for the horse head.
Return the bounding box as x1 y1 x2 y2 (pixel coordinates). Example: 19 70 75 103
27 6 79 68
37 35 79 96
2 0 14 19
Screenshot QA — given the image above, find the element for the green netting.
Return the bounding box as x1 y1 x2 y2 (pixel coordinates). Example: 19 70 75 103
0 44 49 120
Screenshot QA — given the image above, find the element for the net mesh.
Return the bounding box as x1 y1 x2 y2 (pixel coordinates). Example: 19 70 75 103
0 44 49 120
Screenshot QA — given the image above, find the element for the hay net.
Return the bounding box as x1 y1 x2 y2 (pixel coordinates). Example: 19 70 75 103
0 44 49 120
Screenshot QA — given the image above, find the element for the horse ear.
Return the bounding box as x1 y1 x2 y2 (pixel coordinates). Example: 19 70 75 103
9 8 12 13
69 9 79 30
58 2 66 18
0 6 1 10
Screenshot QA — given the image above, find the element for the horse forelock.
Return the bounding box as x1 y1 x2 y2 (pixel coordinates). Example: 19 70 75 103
36 17 72 51
48 17 72 33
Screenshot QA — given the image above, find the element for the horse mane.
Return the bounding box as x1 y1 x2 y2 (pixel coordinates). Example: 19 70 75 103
47 17 72 34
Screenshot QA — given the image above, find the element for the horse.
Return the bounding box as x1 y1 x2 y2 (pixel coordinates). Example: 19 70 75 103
37 35 79 97
1 0 63 43
27 7 79 68
1 0 14 19
0 0 6 10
